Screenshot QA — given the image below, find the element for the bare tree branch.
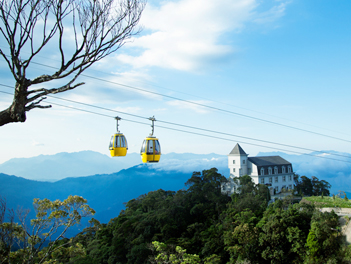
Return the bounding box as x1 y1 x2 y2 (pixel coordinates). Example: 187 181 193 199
0 0 146 126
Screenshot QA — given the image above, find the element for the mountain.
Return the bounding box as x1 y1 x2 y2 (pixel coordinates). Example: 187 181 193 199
0 151 228 181
0 151 140 181
0 164 195 237
1 149 350 196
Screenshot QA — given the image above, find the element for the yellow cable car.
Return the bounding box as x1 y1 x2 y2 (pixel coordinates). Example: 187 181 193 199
140 116 161 163
109 117 128 157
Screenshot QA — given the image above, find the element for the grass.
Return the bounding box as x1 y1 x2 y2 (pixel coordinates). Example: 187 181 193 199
302 196 351 208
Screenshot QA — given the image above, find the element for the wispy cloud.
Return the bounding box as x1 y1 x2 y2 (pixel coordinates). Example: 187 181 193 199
116 0 290 71
32 140 45 147
167 99 210 113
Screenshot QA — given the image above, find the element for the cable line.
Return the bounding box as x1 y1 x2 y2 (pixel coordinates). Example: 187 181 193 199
1 88 351 160
1 58 351 144
44 100 351 164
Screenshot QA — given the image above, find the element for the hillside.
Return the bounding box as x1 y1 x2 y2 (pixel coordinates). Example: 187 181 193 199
0 165 192 225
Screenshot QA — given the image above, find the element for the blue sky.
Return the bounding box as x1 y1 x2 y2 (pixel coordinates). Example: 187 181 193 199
0 0 351 165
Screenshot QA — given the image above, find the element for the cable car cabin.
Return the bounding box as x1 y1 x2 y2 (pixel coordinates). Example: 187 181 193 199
140 137 161 163
109 133 128 157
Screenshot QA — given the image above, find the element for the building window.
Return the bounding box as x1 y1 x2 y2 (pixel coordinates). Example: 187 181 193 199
275 176 278 183
289 175 292 181
288 166 291 173
269 177 272 183
233 168 235 172
275 186 279 193
268 167 272 175
261 178 264 184
243 160 245 164
239 168 242 176
283 176 286 182
233 160 235 164
289 184 292 189
274 166 278 174
282 166 286 173
261 168 264 175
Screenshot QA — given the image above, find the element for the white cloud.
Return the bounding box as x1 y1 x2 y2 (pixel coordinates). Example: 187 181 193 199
167 99 210 113
116 0 290 71
32 140 45 147
148 156 228 174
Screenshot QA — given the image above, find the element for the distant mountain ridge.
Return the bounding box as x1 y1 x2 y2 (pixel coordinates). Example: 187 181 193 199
1 149 350 194
1 149 351 239
0 151 227 181
0 165 193 237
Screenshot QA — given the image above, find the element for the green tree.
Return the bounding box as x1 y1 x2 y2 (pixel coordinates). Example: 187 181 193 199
0 195 95 264
258 201 314 264
305 211 340 263
150 241 220 264
294 175 331 197
223 175 271 263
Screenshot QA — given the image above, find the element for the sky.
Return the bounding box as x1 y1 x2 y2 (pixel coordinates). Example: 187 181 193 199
0 0 351 165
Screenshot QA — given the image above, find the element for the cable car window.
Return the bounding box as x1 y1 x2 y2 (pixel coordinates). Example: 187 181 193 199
115 136 120 147
155 140 160 154
121 136 126 148
141 140 146 153
109 136 114 148
147 140 154 154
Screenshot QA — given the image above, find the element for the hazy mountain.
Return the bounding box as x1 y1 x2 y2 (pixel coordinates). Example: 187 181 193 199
0 151 140 181
1 149 350 194
0 151 228 181
1 149 351 238
0 164 194 238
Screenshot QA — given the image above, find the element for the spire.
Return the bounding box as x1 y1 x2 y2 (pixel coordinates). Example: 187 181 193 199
229 143 247 155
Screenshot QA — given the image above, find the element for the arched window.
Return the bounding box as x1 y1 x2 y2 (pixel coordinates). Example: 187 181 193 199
260 167 265 175
274 166 278 174
288 166 292 173
282 166 286 173
268 167 272 175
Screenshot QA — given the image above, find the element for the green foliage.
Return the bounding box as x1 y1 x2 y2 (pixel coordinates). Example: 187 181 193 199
150 241 221 264
294 175 331 197
305 211 340 263
82 168 230 263
303 195 351 208
3 169 346 264
151 241 202 264
0 195 95 264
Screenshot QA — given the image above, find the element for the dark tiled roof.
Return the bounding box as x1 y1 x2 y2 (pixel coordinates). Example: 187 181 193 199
248 156 291 166
229 143 247 155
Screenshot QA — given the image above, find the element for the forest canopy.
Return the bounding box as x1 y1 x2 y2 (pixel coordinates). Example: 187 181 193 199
1 169 347 264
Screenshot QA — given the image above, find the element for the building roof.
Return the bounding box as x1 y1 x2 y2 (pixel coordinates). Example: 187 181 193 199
229 143 247 155
248 156 291 166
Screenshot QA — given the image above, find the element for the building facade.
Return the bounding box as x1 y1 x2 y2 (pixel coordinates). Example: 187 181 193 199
223 143 294 196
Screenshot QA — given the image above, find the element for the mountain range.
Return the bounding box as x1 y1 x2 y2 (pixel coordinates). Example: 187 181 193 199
0 151 228 181
1 149 351 236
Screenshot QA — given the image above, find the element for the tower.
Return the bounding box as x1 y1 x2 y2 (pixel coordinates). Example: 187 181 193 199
228 143 248 178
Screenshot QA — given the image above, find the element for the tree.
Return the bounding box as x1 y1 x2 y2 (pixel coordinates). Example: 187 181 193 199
294 175 331 197
0 0 145 126
305 211 341 263
0 195 95 264
150 241 221 264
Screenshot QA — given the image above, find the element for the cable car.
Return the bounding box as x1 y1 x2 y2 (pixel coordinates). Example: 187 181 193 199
109 117 128 157
141 116 161 163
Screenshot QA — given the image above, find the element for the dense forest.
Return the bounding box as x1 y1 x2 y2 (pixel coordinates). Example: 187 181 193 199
1 168 351 263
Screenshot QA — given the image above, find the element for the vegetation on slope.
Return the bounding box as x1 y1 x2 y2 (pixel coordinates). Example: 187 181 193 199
2 169 351 263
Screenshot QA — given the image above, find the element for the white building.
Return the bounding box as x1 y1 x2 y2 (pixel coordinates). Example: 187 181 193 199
223 143 294 196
